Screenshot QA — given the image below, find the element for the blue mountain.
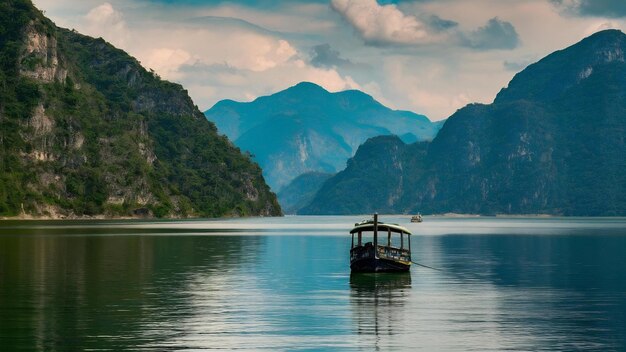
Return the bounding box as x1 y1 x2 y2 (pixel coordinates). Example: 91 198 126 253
204 82 440 190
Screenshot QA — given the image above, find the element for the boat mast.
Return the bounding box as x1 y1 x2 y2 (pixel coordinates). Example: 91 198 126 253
373 213 378 255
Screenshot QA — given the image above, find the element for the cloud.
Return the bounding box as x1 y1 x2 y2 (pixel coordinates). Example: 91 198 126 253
179 59 362 110
376 0 430 4
462 17 520 50
551 0 626 18
331 0 518 50
115 12 363 110
174 29 298 72
425 14 458 31
330 0 437 46
583 21 623 35
144 48 194 80
189 2 336 34
83 3 129 48
230 37 297 72
34 0 581 122
309 43 353 68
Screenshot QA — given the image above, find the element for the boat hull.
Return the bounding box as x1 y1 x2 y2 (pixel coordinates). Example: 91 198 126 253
350 257 411 273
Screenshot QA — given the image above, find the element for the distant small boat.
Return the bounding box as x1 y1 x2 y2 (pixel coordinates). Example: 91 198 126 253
349 214 412 272
410 213 423 223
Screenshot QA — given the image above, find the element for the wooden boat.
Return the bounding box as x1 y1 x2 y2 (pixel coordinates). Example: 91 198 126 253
349 214 412 272
410 213 423 222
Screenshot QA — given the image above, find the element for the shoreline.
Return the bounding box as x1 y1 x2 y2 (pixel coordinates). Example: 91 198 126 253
3 213 626 221
0 214 283 221
433 213 555 218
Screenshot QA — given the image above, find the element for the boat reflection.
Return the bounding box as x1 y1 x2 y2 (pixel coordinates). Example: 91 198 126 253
349 272 412 348
350 272 412 291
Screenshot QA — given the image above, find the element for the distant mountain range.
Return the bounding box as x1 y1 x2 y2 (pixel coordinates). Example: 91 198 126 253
301 29 626 216
0 0 280 218
276 172 333 214
7 0 625 218
204 82 441 190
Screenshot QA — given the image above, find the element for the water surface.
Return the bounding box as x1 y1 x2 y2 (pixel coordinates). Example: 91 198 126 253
1 216 625 351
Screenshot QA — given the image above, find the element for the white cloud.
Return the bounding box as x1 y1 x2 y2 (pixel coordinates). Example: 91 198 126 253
83 3 129 48
180 58 362 110
330 0 437 46
200 3 336 34
584 21 623 36
138 27 298 73
376 54 505 119
144 48 193 80
32 0 626 122
331 0 520 51
296 62 361 92
85 2 117 23
80 6 357 109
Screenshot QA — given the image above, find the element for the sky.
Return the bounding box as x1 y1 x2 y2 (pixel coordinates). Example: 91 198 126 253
33 0 626 120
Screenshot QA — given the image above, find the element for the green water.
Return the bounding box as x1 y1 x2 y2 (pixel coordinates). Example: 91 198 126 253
1 216 625 350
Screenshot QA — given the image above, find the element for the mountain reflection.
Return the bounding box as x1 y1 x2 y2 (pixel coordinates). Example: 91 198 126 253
434 233 626 350
0 230 264 351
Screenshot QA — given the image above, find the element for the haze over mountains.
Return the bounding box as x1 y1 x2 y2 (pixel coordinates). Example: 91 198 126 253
204 82 441 190
301 29 626 216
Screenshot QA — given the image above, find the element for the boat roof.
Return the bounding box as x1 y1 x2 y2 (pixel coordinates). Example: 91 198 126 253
350 221 412 235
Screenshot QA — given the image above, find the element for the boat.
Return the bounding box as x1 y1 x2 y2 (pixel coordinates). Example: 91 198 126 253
349 213 412 272
410 213 423 223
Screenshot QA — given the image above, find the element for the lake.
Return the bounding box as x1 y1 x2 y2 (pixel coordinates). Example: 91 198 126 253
1 216 625 351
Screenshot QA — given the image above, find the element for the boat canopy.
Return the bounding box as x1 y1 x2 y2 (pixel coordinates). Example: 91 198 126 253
350 222 411 235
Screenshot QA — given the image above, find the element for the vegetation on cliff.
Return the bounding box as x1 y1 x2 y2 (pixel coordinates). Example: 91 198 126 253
302 30 626 216
299 136 429 215
0 0 281 218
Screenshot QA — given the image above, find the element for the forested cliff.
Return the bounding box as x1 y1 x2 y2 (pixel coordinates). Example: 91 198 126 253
0 0 281 218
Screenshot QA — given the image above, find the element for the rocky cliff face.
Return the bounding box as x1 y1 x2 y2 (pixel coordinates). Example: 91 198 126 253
19 23 67 83
302 30 626 216
0 0 281 218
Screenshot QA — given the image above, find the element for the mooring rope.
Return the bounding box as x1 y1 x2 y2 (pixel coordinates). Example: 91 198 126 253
411 260 443 271
410 260 486 282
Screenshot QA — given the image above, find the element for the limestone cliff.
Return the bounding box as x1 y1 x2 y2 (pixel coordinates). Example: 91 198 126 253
0 0 281 218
